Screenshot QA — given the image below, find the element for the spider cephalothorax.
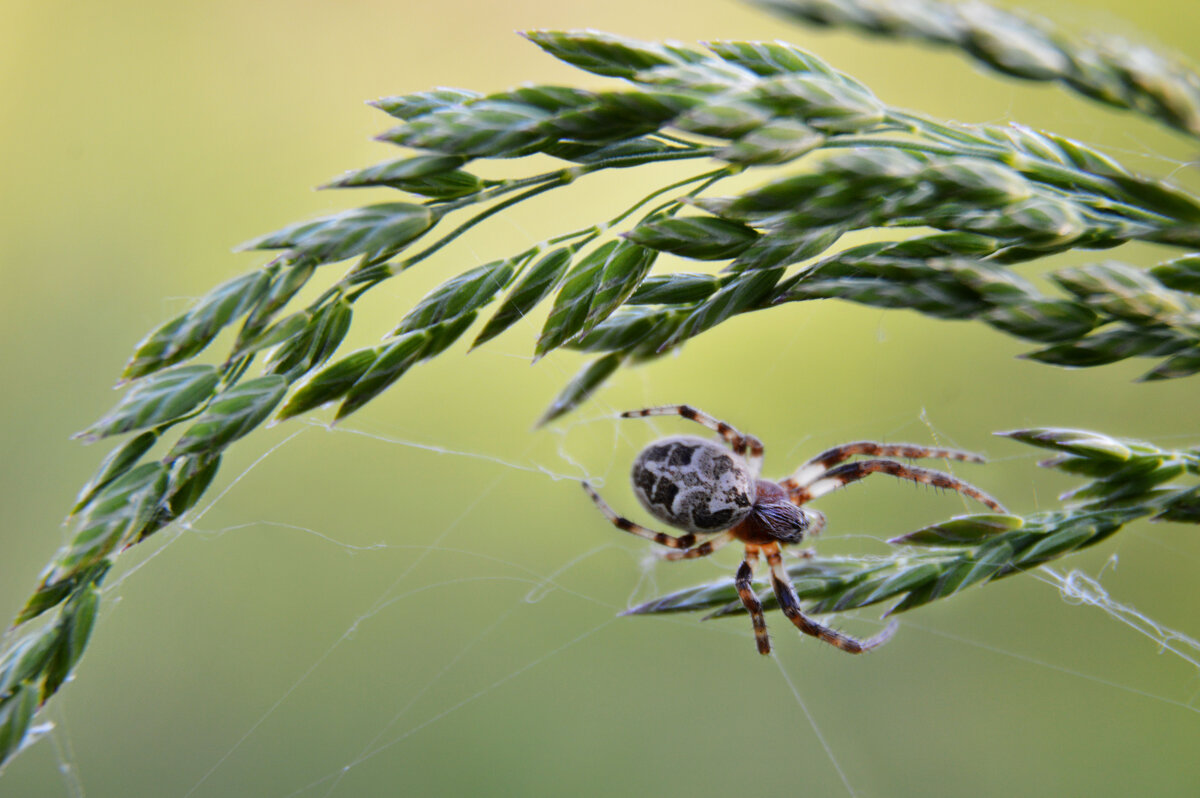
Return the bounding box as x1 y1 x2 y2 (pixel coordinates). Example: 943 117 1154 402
583 405 1006 656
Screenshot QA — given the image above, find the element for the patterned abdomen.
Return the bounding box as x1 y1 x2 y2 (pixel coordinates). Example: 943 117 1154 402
630 435 755 533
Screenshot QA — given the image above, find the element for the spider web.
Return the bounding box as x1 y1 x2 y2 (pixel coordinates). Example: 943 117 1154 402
9 60 1200 797
10 317 1200 798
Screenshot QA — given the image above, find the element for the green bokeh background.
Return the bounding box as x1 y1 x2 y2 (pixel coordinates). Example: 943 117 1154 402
3 1 1199 796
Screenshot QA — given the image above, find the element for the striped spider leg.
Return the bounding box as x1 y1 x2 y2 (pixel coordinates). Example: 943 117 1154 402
621 404 765 476
736 546 770 655
581 481 728 554
780 441 1007 513
764 543 897 653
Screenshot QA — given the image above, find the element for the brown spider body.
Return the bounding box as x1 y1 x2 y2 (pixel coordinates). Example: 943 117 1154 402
729 480 808 545
583 405 1008 657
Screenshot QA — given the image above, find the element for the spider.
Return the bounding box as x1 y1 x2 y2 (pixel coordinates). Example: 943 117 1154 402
582 405 1006 656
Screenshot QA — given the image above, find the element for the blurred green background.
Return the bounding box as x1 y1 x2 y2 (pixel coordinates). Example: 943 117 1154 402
3 0 1199 796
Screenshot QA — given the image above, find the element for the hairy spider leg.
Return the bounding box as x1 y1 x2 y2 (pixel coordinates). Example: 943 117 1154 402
621 405 765 476
582 481 699 549
784 441 985 490
786 460 1007 513
661 530 737 561
736 546 771 655
765 545 898 654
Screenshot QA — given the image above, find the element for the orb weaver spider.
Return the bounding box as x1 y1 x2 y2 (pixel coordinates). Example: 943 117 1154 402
583 405 1006 656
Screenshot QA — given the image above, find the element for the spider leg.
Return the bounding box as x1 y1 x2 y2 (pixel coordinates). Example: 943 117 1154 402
661 530 737 561
621 405 764 475
787 459 1007 513
736 546 771 655
581 482 699 550
783 441 985 490
765 546 897 654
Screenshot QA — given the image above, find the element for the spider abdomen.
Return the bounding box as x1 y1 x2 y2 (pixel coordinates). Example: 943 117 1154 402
631 435 755 534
